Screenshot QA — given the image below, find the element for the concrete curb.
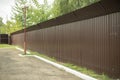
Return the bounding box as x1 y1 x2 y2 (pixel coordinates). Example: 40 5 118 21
16 47 97 80
16 47 30 54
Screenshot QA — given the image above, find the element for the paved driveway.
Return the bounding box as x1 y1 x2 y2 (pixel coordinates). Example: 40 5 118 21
0 48 82 80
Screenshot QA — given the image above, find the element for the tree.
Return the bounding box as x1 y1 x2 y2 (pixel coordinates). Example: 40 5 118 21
51 0 100 18
22 0 50 26
1 0 52 33
0 17 5 34
0 17 3 27
11 0 27 28
11 0 51 27
2 0 100 34
27 0 51 26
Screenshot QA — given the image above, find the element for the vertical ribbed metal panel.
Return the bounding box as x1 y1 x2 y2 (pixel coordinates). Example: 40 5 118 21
11 12 120 78
109 12 120 77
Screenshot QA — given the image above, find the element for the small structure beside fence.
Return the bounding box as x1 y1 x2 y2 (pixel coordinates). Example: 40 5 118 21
0 34 9 44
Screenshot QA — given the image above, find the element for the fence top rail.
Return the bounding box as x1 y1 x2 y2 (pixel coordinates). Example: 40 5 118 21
11 0 120 35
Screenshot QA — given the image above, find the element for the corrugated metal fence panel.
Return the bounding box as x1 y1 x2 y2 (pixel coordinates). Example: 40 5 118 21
11 33 24 47
109 12 120 77
11 12 120 78
11 0 120 35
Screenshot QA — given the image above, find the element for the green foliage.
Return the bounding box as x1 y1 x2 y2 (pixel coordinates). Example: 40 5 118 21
29 50 57 62
11 0 27 27
11 0 51 29
27 0 51 26
51 0 100 18
63 63 111 80
0 17 5 34
1 0 100 34
11 0 51 27
0 0 51 34
0 17 3 27
0 44 15 48
0 20 23 34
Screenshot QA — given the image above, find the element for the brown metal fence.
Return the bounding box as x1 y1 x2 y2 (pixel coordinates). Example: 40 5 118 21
11 0 120 78
0 34 9 44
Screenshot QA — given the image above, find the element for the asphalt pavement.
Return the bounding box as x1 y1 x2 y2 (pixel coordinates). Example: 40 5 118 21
0 48 82 80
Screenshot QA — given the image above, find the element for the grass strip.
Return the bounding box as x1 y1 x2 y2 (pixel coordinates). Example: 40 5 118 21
0 44 15 48
29 50 112 80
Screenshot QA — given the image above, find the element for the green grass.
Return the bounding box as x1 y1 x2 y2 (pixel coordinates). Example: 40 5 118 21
0 44 15 48
62 63 111 80
28 50 57 62
28 50 112 80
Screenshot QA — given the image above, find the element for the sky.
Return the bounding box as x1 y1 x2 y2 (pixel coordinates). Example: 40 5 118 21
0 0 54 24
